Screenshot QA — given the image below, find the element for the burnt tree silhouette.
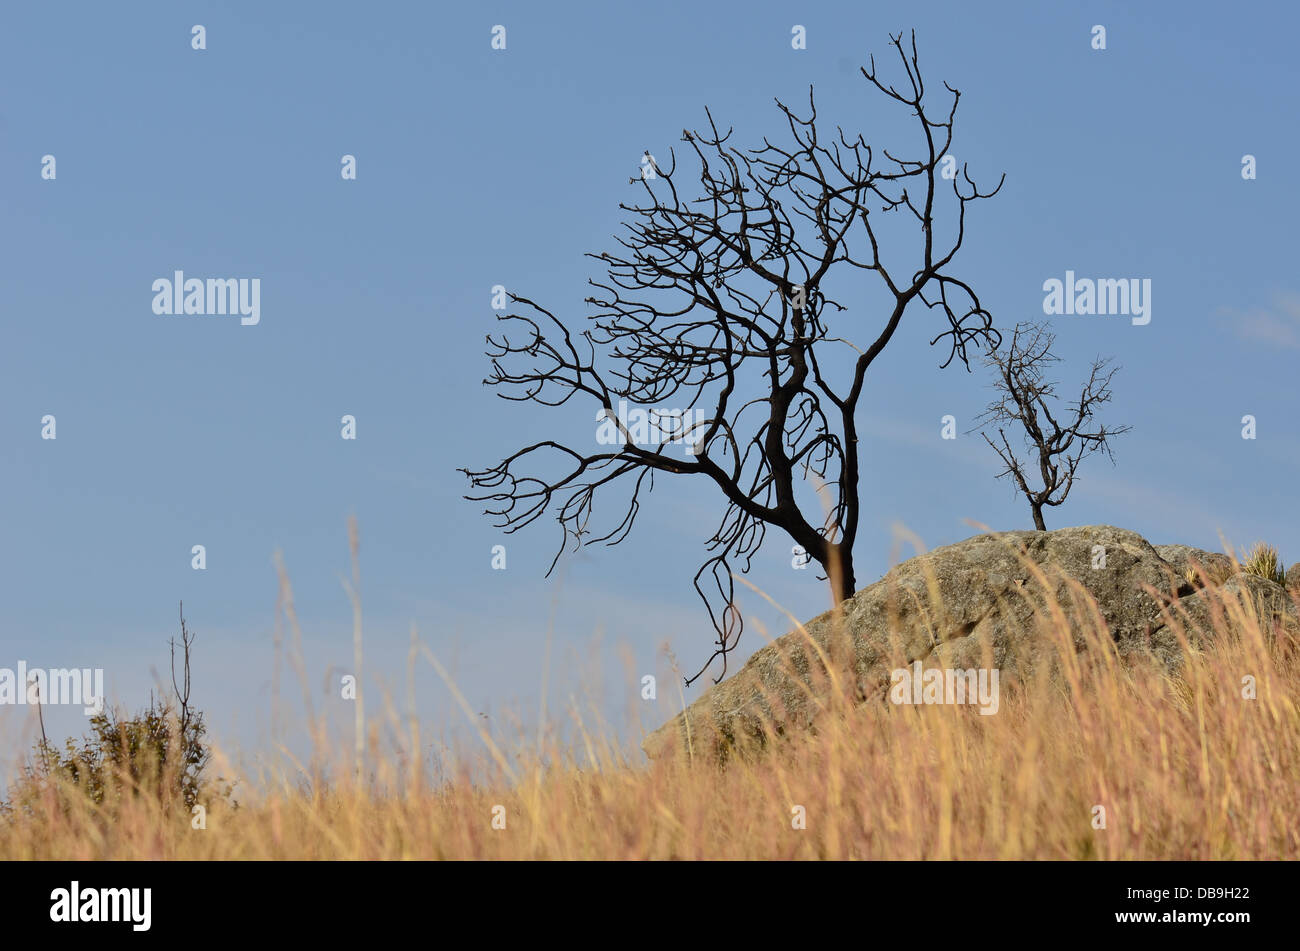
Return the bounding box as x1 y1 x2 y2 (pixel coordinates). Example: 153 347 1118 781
463 33 1004 683
973 321 1132 531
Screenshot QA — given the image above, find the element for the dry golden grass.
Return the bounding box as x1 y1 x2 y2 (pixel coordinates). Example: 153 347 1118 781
4 544 1299 861
1241 541 1288 586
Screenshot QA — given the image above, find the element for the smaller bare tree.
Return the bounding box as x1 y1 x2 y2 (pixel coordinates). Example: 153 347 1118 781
973 321 1131 531
170 601 197 744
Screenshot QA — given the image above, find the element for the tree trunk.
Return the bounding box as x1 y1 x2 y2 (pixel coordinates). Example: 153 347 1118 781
827 544 856 605
1031 504 1047 531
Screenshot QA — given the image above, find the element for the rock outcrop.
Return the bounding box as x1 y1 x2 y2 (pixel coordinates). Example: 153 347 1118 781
644 525 1298 760
1153 544 1235 585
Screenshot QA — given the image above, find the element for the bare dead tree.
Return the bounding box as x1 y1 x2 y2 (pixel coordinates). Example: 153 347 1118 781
973 321 1132 531
170 601 196 741
167 601 212 807
463 32 1004 684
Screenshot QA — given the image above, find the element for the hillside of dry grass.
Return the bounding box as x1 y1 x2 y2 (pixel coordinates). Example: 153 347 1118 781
3 543 1297 860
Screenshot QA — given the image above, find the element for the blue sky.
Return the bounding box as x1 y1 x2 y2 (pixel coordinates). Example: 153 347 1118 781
3 1 1297 784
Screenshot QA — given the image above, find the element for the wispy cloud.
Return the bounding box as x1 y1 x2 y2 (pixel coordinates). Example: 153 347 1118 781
1221 292 1300 350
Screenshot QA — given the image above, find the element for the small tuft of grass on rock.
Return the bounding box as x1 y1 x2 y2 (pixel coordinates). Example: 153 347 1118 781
1241 542 1287 586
